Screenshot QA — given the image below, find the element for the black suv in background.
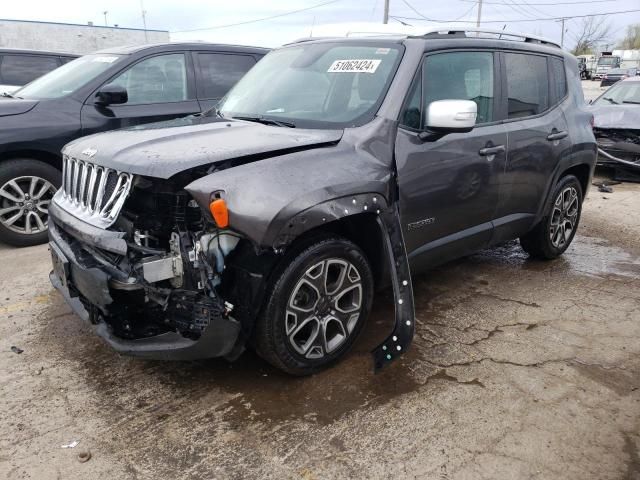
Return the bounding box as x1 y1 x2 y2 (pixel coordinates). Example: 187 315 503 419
0 48 78 94
49 30 596 375
0 42 267 246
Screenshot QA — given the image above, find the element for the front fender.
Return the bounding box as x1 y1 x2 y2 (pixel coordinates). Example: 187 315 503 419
185 144 393 248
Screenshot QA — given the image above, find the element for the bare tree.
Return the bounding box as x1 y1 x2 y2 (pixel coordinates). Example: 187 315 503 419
570 16 613 55
618 23 640 49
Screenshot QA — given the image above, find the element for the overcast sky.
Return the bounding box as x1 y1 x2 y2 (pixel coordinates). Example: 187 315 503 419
2 0 638 49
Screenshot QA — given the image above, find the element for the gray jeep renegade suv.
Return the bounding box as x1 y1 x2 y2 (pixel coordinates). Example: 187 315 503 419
49 29 597 375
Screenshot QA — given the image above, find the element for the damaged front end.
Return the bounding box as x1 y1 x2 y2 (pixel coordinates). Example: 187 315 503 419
48 161 246 360
595 128 640 171
49 118 418 370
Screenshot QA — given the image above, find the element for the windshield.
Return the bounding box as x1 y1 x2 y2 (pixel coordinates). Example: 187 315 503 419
598 56 618 66
15 54 123 99
219 42 402 128
594 81 640 105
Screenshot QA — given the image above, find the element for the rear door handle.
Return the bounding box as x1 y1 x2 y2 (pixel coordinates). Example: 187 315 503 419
479 145 505 156
547 131 568 141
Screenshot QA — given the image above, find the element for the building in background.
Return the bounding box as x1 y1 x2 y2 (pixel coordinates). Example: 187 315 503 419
0 19 169 55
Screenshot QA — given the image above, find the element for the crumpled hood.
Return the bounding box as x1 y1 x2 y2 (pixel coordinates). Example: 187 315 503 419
63 116 343 179
0 97 39 117
589 104 640 129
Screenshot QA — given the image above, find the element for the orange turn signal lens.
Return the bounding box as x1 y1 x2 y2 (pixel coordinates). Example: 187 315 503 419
209 198 229 228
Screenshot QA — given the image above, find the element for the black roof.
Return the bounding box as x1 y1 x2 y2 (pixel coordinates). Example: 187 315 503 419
94 42 269 56
0 47 78 57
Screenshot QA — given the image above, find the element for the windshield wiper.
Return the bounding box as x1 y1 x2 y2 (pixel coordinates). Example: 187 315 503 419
622 100 640 104
1 92 21 99
196 106 225 118
602 97 619 104
232 115 296 128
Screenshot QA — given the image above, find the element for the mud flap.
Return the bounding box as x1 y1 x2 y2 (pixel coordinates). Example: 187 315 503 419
372 205 415 372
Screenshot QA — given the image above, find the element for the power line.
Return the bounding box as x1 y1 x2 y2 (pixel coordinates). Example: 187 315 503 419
390 8 640 23
400 0 479 23
500 0 540 19
171 0 342 33
517 0 552 18
459 0 617 5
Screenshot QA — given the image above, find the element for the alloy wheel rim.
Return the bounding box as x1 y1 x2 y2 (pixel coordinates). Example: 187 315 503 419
0 176 56 235
549 186 579 249
286 258 363 360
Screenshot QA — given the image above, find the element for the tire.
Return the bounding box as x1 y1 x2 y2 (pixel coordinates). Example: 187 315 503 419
520 175 583 260
254 236 374 375
0 159 61 247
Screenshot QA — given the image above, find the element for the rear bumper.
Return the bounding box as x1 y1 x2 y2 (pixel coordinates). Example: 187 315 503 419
48 211 241 361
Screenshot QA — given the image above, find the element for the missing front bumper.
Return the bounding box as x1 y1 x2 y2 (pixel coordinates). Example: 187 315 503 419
48 221 241 361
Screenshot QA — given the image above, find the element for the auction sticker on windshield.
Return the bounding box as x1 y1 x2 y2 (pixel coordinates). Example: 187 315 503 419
328 59 381 73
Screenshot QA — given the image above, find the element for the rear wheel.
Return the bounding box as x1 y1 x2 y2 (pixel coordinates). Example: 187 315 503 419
0 159 60 247
255 236 374 375
520 175 583 260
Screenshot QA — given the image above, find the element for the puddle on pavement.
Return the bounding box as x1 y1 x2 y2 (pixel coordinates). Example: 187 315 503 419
35 232 638 431
469 236 640 280
39 294 428 428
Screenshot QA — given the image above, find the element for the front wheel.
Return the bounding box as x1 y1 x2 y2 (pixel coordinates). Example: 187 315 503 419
0 159 60 247
255 236 374 375
520 175 583 260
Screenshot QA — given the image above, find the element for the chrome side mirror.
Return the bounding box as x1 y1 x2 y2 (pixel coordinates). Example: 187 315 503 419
425 99 477 134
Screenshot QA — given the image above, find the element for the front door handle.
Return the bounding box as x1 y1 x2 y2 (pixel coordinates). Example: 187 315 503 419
547 130 568 141
479 145 505 156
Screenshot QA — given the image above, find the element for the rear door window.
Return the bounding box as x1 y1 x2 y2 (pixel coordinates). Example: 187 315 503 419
196 53 256 100
504 53 549 118
549 56 567 106
0 55 60 86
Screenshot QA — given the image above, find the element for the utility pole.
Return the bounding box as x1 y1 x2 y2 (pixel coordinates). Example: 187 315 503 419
103 11 108 26
140 0 148 42
383 0 390 24
560 17 566 48
476 0 483 27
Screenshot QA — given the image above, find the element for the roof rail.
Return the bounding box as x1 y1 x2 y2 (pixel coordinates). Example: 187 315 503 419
417 27 561 48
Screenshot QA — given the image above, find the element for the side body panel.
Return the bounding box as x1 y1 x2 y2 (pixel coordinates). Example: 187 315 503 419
0 98 82 163
397 125 507 269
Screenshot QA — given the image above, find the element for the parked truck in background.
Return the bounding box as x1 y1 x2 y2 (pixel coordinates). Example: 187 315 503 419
577 54 596 80
593 50 640 79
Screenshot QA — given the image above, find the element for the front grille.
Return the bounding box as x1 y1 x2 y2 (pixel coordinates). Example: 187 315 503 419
55 155 134 229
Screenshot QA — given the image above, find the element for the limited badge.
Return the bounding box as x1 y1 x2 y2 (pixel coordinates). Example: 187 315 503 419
327 59 381 74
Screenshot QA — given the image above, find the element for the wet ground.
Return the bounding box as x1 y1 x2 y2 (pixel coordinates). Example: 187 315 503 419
1 178 639 480
582 79 605 102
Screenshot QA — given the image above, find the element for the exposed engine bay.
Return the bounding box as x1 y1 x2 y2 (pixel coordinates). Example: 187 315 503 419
53 172 250 351
594 128 640 181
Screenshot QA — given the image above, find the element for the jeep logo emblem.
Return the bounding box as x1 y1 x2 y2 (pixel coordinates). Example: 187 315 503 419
82 148 97 158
